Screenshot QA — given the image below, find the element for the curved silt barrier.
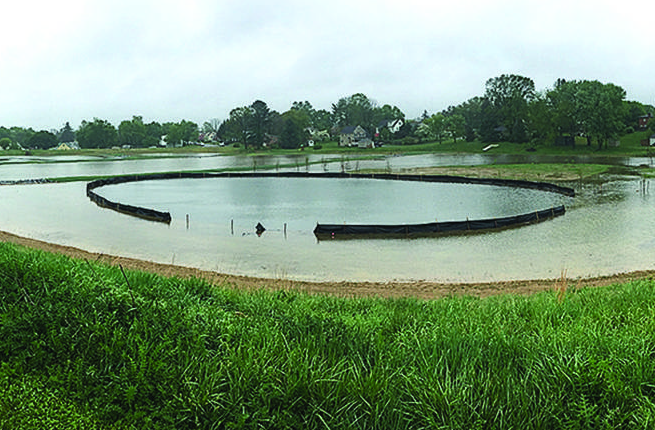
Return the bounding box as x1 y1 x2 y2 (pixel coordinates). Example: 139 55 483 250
86 172 574 233
314 205 566 240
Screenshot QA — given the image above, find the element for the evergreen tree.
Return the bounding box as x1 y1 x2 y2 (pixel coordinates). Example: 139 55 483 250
59 122 76 143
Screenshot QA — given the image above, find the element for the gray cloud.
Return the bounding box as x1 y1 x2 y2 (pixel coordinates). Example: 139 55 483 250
1 0 653 130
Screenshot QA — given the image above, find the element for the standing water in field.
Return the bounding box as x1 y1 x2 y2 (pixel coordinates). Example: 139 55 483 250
0 155 653 283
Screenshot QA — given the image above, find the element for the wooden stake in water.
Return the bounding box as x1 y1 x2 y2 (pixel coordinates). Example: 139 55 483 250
186 214 189 229
231 219 234 235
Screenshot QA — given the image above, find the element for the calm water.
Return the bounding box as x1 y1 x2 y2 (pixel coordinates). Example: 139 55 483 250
96 177 567 227
0 168 653 282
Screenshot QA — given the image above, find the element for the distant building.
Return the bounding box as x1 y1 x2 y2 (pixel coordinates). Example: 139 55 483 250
53 141 80 150
638 114 653 130
339 125 372 148
376 118 404 136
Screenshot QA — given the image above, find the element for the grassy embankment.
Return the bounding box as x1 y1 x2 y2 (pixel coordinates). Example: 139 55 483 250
2 241 655 429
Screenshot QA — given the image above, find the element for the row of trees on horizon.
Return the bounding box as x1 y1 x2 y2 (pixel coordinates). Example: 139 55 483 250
1 74 654 151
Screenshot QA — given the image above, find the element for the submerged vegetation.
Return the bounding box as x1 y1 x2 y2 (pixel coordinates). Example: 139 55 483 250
2 241 655 428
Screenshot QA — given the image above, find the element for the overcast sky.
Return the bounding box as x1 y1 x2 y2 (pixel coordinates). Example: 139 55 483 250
1 0 653 131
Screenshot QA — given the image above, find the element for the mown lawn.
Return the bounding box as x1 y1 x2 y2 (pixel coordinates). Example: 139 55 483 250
1 242 655 429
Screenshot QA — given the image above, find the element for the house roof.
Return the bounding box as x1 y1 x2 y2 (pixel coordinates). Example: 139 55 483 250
340 126 357 134
378 118 403 127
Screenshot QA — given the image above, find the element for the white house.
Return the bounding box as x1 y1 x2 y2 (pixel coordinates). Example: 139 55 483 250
376 118 404 136
339 125 372 148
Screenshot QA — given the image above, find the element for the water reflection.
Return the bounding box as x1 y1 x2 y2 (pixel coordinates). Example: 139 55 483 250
96 177 568 227
1 154 654 283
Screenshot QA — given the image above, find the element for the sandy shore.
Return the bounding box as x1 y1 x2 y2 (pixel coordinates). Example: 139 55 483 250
2 229 653 299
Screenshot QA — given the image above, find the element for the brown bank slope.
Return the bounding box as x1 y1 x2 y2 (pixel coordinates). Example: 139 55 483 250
1 230 652 299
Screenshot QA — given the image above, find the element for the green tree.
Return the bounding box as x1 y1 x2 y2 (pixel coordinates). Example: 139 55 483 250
0 137 12 150
479 98 503 143
444 114 466 144
290 101 334 133
165 120 199 146
76 119 117 148
118 116 147 147
527 92 554 144
144 121 163 147
227 106 255 149
290 101 314 126
332 93 377 132
484 74 536 143
27 130 58 149
312 109 333 132
8 127 35 147
58 122 76 143
443 97 483 141
576 80 626 149
423 114 446 143
547 79 580 145
415 122 434 142
279 110 309 149
165 123 183 147
251 100 272 148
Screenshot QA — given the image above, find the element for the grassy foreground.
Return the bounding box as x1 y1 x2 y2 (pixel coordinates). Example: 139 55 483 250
2 242 655 429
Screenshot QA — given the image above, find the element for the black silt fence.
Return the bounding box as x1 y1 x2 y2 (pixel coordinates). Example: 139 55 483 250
87 177 172 223
86 172 573 227
313 205 566 239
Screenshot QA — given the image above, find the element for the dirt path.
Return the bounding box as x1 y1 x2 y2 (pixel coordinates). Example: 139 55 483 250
1 230 652 299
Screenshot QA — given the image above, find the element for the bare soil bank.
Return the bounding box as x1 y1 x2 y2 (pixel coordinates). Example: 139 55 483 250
2 230 652 299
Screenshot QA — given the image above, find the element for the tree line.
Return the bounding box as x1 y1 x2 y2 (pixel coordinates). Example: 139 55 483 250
1 74 653 151
423 76 653 150
0 118 199 150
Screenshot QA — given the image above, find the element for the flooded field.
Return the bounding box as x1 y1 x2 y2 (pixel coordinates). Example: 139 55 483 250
0 154 653 282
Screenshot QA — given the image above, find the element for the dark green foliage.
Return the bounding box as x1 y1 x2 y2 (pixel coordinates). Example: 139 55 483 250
2 242 655 428
118 116 148 147
165 120 199 147
59 122 76 143
0 137 12 150
27 130 58 149
76 118 118 149
279 111 308 149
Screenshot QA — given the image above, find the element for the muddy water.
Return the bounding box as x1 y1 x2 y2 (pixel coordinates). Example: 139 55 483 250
0 170 652 283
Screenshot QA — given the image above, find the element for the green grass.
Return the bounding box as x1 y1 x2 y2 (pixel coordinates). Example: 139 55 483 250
479 163 613 181
2 242 655 428
7 129 655 160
